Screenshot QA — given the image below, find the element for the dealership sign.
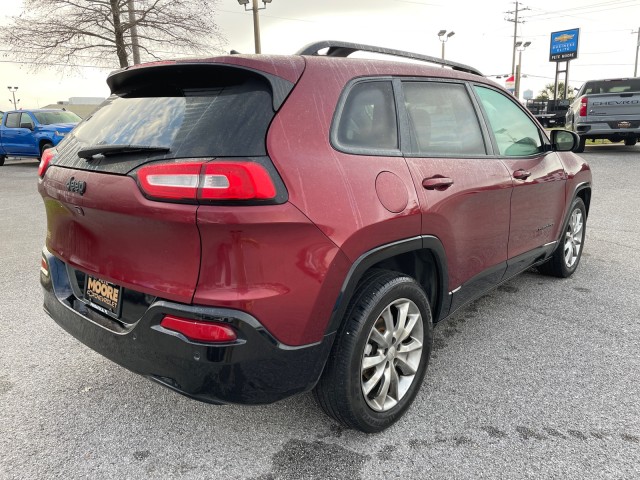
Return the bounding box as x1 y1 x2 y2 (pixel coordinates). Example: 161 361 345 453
549 28 580 62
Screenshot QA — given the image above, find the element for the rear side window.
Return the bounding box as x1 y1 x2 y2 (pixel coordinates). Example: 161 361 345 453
5 113 20 128
474 86 543 157
403 82 486 156
335 81 398 152
70 76 274 158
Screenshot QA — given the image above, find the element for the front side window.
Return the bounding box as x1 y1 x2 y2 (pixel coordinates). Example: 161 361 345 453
403 81 486 156
20 113 34 129
335 81 398 151
474 86 543 157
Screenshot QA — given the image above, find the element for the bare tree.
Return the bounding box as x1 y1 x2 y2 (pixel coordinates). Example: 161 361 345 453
3 0 226 70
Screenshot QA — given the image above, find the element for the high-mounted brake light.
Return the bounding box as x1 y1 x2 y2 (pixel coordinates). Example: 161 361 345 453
38 148 57 178
579 97 588 117
136 160 277 202
160 315 237 343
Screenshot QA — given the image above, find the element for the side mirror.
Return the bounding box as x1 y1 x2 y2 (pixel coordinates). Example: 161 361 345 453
20 123 34 130
550 129 579 152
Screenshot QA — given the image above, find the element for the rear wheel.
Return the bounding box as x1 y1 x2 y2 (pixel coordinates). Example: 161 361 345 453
538 197 586 278
574 135 586 153
624 137 637 146
314 270 433 433
0 155 5 166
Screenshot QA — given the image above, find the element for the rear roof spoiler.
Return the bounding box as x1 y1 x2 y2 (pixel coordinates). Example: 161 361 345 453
296 40 483 77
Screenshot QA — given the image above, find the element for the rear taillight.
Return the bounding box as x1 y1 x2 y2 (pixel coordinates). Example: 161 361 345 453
40 255 49 277
136 160 278 203
160 315 237 343
38 148 57 178
579 97 587 117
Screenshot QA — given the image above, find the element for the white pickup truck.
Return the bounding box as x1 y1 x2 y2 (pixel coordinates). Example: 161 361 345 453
566 77 640 152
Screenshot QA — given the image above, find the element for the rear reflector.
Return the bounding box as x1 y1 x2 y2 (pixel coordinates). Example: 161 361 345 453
38 148 57 178
160 315 237 343
136 160 277 202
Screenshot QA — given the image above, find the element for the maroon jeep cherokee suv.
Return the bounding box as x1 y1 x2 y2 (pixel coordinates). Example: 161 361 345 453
38 41 591 432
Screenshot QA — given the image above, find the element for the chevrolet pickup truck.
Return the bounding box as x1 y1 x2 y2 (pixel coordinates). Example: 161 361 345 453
0 109 81 166
566 77 640 152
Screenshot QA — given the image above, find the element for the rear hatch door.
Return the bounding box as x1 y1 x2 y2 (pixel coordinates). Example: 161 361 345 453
40 61 300 305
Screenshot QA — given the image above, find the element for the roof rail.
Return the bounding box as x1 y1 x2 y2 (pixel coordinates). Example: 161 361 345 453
296 40 483 76
296 40 484 77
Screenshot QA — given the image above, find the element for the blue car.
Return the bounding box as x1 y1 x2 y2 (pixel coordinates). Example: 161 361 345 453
0 109 81 165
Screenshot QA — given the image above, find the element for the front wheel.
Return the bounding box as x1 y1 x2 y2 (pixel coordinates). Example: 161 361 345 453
538 197 587 278
314 270 433 433
40 142 54 159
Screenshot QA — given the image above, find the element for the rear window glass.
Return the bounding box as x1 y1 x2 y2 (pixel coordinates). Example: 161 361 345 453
582 79 640 94
70 77 274 158
34 111 82 124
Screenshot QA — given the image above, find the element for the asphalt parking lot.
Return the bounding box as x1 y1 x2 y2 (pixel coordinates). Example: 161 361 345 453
1 145 639 479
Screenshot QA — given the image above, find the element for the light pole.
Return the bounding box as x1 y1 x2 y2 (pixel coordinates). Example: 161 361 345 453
238 0 272 54
437 30 455 67
7 86 19 110
633 27 639 77
514 41 531 100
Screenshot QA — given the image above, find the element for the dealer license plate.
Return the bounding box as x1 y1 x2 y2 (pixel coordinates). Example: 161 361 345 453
85 275 123 318
618 121 632 128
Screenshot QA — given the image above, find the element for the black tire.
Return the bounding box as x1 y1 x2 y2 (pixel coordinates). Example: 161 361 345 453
624 137 637 146
574 135 586 153
0 155 5 167
314 270 433 433
538 197 586 278
40 142 54 159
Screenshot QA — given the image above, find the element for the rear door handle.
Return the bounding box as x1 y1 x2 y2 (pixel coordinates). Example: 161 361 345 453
422 176 454 190
513 169 531 180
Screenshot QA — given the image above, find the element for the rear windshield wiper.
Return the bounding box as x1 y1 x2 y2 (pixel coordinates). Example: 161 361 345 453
78 144 170 159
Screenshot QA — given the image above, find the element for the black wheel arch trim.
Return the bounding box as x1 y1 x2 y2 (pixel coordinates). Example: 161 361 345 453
551 182 591 256
326 235 451 336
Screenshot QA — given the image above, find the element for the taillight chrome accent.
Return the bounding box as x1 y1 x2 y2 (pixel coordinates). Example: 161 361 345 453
38 148 57 178
136 159 277 202
160 315 237 343
579 97 587 117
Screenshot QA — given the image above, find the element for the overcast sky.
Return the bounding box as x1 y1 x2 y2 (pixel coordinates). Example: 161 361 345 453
1 0 639 111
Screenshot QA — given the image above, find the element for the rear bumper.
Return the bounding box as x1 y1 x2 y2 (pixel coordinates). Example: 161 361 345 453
41 249 334 405
575 121 640 137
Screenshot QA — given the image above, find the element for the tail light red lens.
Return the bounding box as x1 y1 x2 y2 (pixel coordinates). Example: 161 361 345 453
200 162 276 200
136 160 277 202
579 97 587 117
160 315 237 343
38 148 57 178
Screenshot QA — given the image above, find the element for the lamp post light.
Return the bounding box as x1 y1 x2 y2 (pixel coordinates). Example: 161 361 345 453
514 41 531 100
437 30 455 67
7 86 19 110
238 0 272 54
